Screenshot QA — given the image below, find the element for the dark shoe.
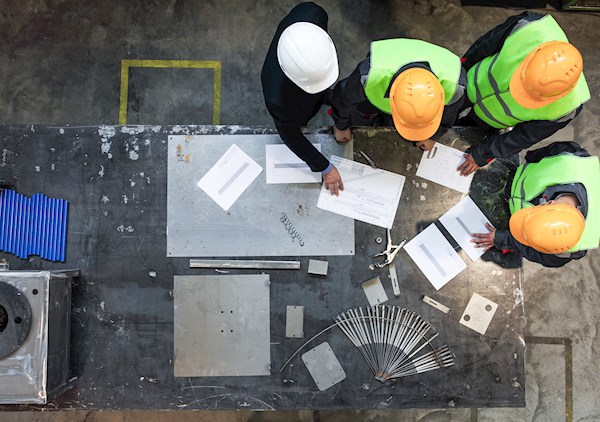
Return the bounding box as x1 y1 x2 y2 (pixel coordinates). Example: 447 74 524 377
481 248 523 269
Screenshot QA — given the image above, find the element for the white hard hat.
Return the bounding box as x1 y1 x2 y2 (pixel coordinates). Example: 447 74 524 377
277 22 339 94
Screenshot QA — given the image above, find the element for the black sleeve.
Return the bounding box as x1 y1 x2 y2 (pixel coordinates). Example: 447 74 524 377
271 113 329 172
462 12 544 71
330 58 370 131
494 229 585 268
524 141 590 163
466 107 581 166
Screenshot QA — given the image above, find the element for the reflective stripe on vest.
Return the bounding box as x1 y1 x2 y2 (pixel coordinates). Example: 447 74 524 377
509 154 600 252
467 15 590 129
364 39 461 114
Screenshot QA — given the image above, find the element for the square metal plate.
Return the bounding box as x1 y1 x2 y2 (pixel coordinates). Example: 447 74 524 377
174 274 270 377
459 293 498 335
302 342 346 391
167 134 354 257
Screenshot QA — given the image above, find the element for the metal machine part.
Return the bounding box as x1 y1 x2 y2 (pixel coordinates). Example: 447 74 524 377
0 270 77 404
0 282 32 358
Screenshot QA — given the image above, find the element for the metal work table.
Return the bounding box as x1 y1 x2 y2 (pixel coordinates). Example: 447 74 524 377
0 125 525 410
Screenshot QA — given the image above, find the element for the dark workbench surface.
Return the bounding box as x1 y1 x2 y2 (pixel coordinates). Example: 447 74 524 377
0 125 525 410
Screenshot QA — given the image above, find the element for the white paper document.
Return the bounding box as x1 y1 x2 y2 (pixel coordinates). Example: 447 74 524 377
265 144 322 184
317 156 405 229
196 144 263 211
439 196 494 261
404 224 467 290
416 143 474 193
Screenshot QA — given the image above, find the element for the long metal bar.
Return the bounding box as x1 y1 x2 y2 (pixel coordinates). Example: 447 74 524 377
190 259 300 270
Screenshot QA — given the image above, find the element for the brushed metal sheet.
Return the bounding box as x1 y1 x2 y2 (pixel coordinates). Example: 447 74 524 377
174 274 270 377
167 134 354 257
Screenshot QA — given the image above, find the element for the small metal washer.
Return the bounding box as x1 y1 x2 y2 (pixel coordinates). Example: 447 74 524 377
375 237 383 244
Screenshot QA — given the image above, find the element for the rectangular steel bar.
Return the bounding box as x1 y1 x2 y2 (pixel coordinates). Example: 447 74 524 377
190 259 300 270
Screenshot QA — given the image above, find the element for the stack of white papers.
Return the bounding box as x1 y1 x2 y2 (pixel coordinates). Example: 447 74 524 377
317 155 405 229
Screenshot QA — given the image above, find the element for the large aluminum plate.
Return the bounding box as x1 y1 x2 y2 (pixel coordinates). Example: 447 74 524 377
167 134 354 257
174 274 270 377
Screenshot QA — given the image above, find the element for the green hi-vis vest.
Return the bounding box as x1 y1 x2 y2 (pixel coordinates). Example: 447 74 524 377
509 154 600 252
364 39 461 114
467 15 590 129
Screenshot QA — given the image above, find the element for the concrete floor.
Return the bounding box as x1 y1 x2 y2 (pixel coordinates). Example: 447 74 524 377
0 0 599 421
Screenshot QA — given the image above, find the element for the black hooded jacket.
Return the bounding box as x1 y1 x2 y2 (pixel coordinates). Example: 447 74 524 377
261 2 331 172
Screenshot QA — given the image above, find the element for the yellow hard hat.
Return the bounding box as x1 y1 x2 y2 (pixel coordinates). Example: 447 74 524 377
390 68 445 141
509 203 585 254
510 41 583 109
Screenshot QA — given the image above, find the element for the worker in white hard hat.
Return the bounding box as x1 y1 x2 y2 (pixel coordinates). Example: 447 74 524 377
261 2 344 195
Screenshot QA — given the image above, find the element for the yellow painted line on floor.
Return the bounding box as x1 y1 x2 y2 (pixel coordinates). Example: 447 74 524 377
119 59 221 125
525 336 573 422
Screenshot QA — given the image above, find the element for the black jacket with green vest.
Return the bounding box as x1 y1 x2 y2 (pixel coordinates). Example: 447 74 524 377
494 142 598 267
462 12 587 167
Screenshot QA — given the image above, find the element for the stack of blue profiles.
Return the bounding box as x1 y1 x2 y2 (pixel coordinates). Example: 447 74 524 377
0 189 68 262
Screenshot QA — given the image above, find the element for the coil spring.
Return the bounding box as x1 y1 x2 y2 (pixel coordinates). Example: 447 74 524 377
280 213 304 247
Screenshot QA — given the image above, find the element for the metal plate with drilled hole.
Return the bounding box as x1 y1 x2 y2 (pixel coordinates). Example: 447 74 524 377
174 274 271 377
167 134 354 257
285 305 304 338
459 293 498 335
302 342 346 391
0 281 32 358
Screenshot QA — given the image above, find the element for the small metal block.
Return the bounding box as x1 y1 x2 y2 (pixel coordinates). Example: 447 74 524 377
307 259 328 276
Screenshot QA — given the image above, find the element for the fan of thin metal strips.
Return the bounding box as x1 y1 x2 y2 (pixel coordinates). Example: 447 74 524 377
335 306 455 382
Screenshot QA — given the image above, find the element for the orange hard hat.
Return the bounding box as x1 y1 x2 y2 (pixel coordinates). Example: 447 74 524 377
510 41 583 109
390 68 445 141
509 203 585 254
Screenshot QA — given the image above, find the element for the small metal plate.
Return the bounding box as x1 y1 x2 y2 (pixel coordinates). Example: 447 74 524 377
460 293 498 335
174 274 270 377
302 342 346 391
361 276 389 306
285 305 304 338
307 259 328 276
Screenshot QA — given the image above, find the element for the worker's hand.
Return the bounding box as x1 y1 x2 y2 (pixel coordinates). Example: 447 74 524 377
457 153 479 176
333 126 352 143
471 223 496 251
323 166 344 196
415 139 435 151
